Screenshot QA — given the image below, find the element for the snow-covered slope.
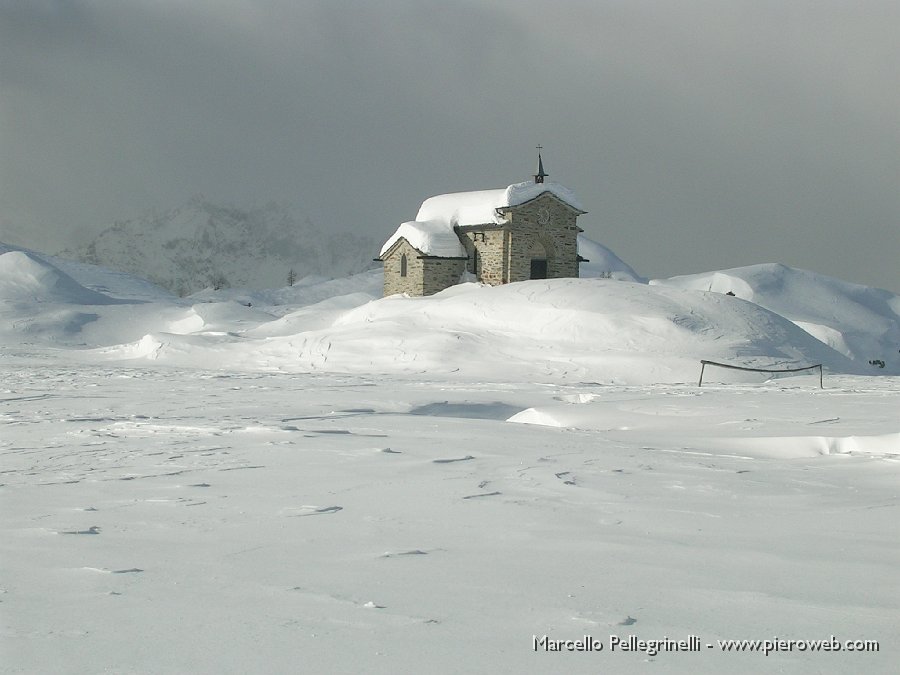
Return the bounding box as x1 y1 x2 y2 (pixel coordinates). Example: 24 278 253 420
653 264 900 373
60 198 378 295
6 242 897 381
577 234 646 282
188 269 383 314
89 278 857 383
0 244 187 345
0 250 119 306
0 242 174 302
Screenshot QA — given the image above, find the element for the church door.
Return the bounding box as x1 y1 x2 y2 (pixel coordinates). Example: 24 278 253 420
530 258 548 279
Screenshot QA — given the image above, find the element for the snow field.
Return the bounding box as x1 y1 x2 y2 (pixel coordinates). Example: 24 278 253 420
2 365 898 674
2 242 899 673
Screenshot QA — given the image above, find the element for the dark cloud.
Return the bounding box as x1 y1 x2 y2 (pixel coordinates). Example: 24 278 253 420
1 0 898 291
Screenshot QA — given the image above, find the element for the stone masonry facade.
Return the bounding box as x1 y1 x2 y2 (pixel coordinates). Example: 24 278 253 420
382 239 425 296
422 257 467 296
383 238 467 296
381 188 584 297
458 192 581 285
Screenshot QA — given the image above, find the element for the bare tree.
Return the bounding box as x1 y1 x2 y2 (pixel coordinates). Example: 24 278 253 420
209 273 228 291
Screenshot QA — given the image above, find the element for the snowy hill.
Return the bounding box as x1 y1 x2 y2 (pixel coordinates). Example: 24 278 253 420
1 243 858 383
0 250 119 306
262 277 853 382
0 244 184 345
60 198 379 295
6 240 900 378
188 269 383 313
0 242 175 302
577 234 646 282
653 264 900 373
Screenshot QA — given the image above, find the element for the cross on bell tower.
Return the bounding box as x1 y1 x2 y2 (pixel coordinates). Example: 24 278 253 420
534 145 548 184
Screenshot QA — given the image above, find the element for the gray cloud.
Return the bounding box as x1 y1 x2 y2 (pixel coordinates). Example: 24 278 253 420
2 0 898 291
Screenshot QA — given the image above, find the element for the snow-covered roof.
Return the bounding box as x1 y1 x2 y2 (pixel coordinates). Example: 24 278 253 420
380 181 584 258
380 221 467 258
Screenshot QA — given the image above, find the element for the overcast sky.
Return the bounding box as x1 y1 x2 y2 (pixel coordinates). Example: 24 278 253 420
2 0 898 291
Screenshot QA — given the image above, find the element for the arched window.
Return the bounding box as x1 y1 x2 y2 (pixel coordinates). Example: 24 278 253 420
400 254 408 277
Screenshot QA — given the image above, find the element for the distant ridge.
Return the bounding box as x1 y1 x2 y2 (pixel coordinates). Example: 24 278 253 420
60 198 379 295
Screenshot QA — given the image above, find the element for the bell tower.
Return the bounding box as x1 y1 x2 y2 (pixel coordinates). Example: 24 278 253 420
534 145 548 184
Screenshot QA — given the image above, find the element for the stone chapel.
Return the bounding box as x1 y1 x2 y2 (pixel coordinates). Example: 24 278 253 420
378 155 588 297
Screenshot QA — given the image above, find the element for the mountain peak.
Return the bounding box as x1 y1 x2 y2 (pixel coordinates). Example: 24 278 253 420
60 200 378 295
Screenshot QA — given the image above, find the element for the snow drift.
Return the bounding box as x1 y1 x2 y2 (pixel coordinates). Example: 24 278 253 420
95 278 858 383
4 240 897 382
577 234 646 282
653 263 900 373
0 250 120 305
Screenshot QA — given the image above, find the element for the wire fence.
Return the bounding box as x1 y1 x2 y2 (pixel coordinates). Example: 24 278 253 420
698 360 823 388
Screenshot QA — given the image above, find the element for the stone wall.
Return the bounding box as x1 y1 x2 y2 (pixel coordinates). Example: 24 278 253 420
510 193 580 282
422 257 467 296
383 239 467 296
460 228 508 285
383 239 425 296
502 193 581 283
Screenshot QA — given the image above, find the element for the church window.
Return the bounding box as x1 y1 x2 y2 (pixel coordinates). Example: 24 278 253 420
400 254 408 277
